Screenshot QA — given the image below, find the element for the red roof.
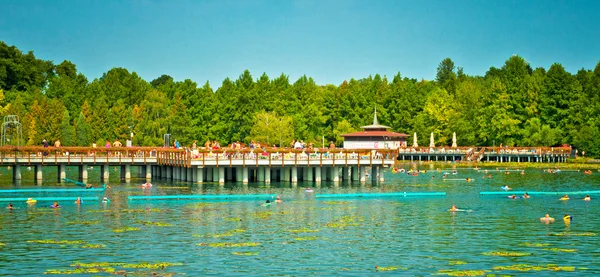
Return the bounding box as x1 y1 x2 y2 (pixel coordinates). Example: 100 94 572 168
341 131 409 137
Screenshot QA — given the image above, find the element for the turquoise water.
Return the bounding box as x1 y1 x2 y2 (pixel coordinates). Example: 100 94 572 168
1 165 599 276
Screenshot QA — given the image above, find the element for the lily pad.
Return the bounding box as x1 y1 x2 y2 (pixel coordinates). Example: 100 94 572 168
288 228 320 233
140 221 173 227
294 236 319 241
27 240 87 245
67 220 101 225
112 227 141 233
493 264 576 272
449 260 468 265
232 252 259 256
376 266 406 271
122 262 183 269
80 244 106 249
194 229 246 238
549 232 597 237
322 201 350 205
519 242 550 247
436 269 489 276
542 248 576 252
197 242 261 247
482 251 532 257
44 267 116 274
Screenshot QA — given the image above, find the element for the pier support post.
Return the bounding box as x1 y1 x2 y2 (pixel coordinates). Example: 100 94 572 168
212 168 219 182
302 167 308 181
332 166 339 182
13 164 22 180
35 164 42 180
307 167 313 182
219 167 225 184
205 167 211 181
281 167 288 182
315 167 322 182
291 167 298 183
187 167 193 182
59 164 66 181
81 165 88 180
258 167 265 182
226 167 233 181
236 167 242 182
196 166 203 183
242 167 249 184
352 166 358 181
125 164 131 179
360 166 366 182
371 166 377 182
146 165 152 180
265 167 271 184
102 165 110 181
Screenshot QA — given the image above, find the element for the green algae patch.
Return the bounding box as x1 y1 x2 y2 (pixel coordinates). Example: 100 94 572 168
112 227 141 233
70 262 126 268
493 264 576 272
322 201 350 205
122 262 183 269
294 236 319 241
140 221 173 227
449 260 468 265
436 269 489 276
542 248 576 252
326 215 363 229
27 239 87 245
548 232 597 237
44 267 116 274
482 251 532 257
80 244 106 249
225 217 241 221
376 266 406 271
0 242 5 247
67 220 100 225
232 251 259 256
288 228 320 233
197 242 261 247
121 208 164 213
252 211 274 219
194 229 246 238
519 242 550 247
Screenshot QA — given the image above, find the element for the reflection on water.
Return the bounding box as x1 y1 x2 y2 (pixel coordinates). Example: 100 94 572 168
0 165 599 276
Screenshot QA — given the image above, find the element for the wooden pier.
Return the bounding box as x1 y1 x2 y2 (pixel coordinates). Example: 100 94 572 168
397 146 571 163
0 146 396 184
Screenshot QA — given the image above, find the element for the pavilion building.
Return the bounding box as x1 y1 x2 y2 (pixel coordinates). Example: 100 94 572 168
341 109 408 149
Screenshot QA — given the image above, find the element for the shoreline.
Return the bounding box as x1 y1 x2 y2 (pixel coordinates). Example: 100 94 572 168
395 161 600 170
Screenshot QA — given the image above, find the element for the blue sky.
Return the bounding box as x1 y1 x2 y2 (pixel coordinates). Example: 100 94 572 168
2 0 600 87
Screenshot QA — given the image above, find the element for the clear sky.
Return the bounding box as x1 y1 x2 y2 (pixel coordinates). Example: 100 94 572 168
2 0 600 88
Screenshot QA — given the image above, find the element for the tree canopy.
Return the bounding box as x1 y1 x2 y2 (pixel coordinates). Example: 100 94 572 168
2 41 599 156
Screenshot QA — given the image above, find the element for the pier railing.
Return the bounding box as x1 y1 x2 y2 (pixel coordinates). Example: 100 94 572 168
0 146 168 165
163 148 398 168
397 146 571 156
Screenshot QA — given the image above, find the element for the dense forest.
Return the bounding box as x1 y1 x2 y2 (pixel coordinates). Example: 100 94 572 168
1 41 600 156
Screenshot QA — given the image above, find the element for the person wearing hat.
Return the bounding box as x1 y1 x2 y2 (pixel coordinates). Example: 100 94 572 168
102 197 110 203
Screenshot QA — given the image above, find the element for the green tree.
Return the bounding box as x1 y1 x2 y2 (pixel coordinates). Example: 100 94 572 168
59 110 75 146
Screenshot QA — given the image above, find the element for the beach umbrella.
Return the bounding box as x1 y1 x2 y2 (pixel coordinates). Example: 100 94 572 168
429 132 435 147
452 132 457 148
413 133 418 147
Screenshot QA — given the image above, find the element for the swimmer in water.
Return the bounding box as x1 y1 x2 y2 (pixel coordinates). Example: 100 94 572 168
75 197 82 205
466 178 471 182
51 201 61 208
559 194 569 201
7 203 14 210
449 205 459 212
521 171 525 175
540 214 554 223
261 200 271 207
563 214 573 224
523 192 530 199
305 187 314 193
508 194 517 199
501 185 511 191
275 195 282 204
102 197 110 203
583 194 591 201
